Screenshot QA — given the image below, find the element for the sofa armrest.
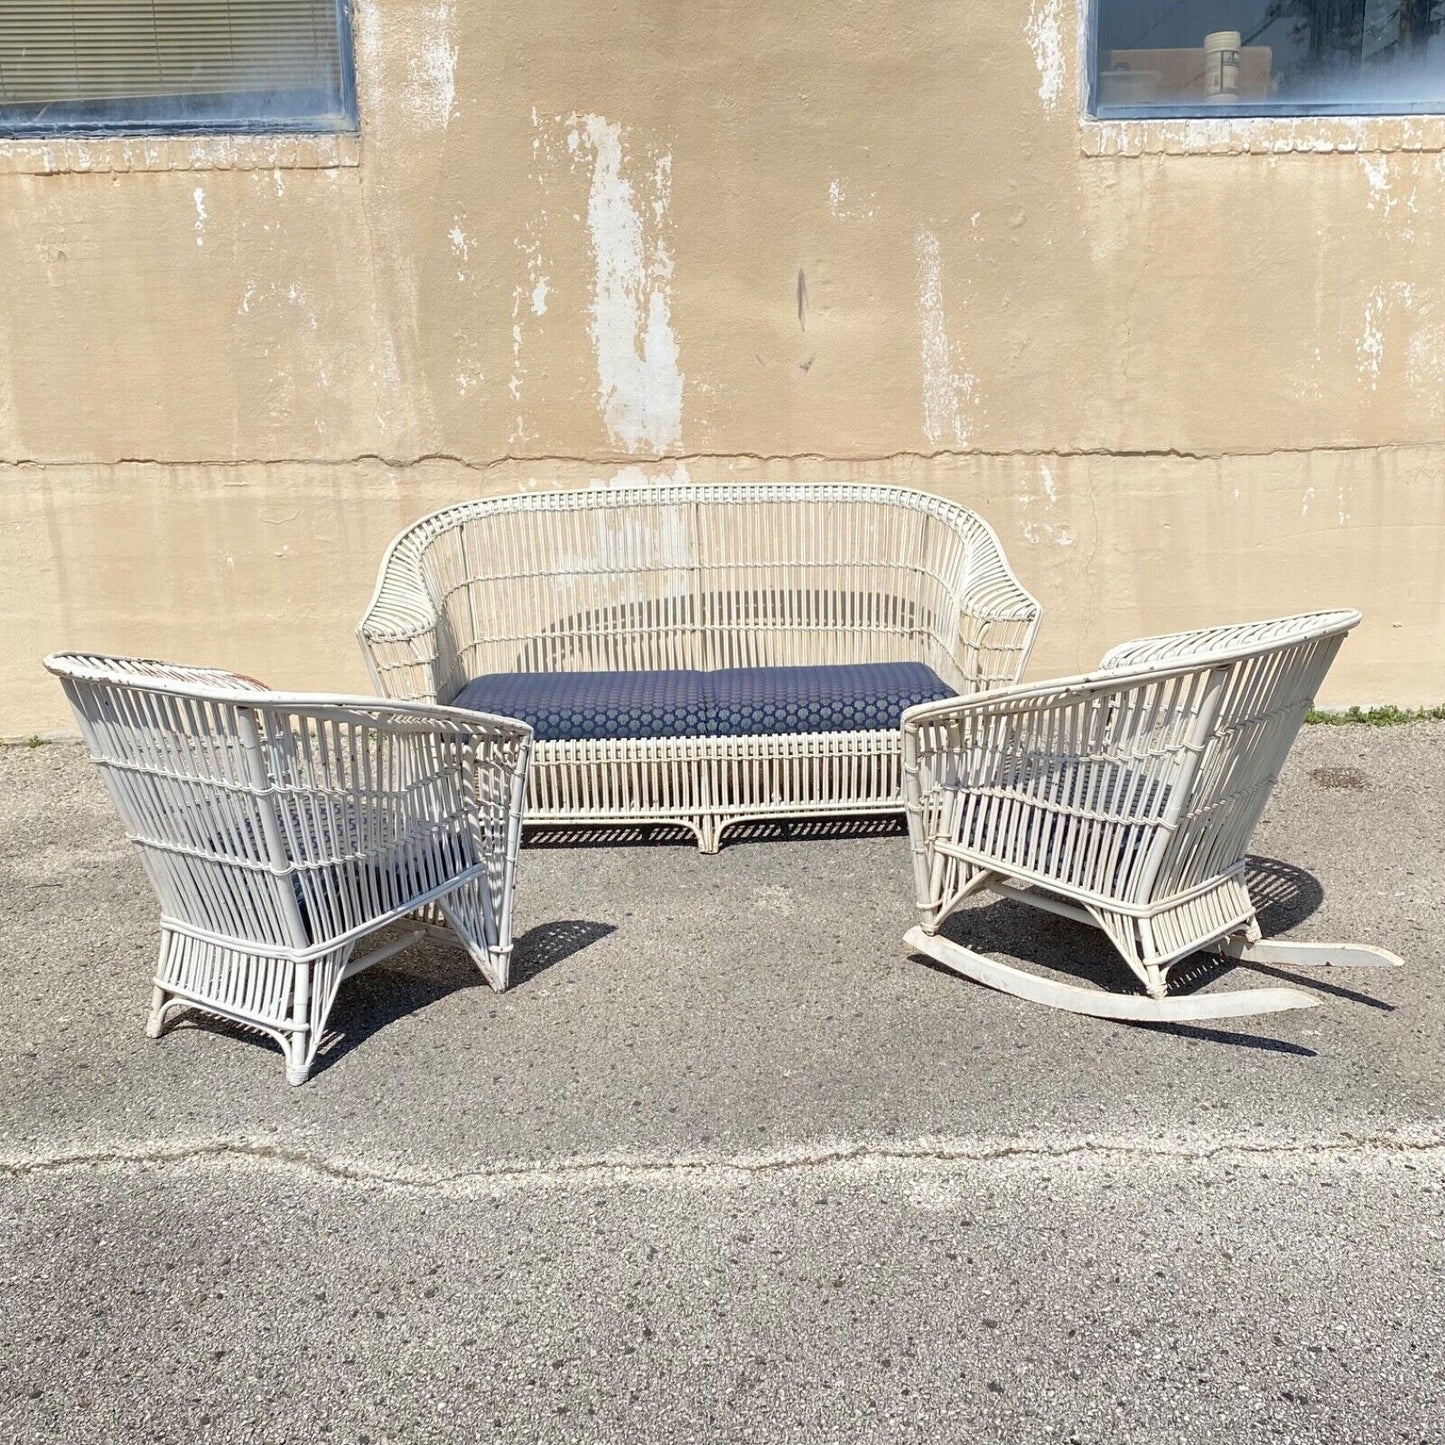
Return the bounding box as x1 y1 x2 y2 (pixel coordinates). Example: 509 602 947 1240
948 521 1042 692
357 543 445 703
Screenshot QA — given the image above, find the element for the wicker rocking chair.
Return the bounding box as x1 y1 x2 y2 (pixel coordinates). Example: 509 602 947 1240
901 611 1404 1021
46 653 531 1082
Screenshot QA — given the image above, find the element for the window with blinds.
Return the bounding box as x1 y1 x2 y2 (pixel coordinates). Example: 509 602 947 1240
0 0 356 134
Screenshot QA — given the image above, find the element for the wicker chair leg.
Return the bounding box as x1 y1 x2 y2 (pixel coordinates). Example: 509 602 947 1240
438 880 510 991
146 931 182 1039
488 945 514 991
283 947 353 1086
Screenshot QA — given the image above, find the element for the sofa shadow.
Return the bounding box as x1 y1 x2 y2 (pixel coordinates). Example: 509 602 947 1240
914 854 1385 1051
524 813 908 851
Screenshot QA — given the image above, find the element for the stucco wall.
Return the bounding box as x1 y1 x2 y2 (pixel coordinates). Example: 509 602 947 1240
2 0 1443 734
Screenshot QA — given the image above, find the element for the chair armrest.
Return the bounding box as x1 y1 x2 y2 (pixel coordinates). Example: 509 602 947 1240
257 700 532 939
45 651 268 694
1098 609 1361 672
900 663 1223 900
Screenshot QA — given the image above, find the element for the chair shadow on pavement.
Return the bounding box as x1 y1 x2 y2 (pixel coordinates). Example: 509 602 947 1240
914 855 1392 1055
173 917 617 1080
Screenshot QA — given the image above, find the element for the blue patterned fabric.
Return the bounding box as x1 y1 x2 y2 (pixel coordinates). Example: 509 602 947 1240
456 670 709 742
701 663 954 737
455 663 952 742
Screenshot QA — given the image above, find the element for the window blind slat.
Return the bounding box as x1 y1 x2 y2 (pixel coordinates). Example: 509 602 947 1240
0 0 344 106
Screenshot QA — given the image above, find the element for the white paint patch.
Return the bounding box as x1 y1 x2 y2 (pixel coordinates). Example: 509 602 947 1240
409 0 457 129
448 221 472 281
1360 153 1419 238
827 177 876 222
1021 520 1076 547
354 0 456 132
508 224 549 443
1024 0 1065 112
192 187 207 247
1361 154 1389 206
1019 461 1073 547
1356 281 1416 392
1357 288 1385 390
573 114 684 455
914 229 976 447
602 461 693 490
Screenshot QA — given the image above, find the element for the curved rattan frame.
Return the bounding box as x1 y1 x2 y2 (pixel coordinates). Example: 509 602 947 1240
901 610 1404 1021
46 652 532 1083
359 483 1041 851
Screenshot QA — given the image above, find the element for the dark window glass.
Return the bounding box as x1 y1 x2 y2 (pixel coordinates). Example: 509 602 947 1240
1092 0 1445 114
0 0 357 135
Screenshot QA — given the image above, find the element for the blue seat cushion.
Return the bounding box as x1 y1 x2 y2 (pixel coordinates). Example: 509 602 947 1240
702 663 954 737
454 662 953 742
455 670 709 742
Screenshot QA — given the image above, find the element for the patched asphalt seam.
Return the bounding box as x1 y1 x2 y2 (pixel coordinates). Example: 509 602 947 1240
1 1131 1442 1197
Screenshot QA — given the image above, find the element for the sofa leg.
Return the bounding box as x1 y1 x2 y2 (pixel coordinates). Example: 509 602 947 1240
696 818 722 855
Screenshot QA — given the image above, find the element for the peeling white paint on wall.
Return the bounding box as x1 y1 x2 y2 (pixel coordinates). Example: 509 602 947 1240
1357 289 1386 391
914 229 976 448
1019 460 1074 547
1360 153 1419 238
1361 154 1390 205
508 225 550 444
1024 0 1065 112
827 177 876 222
1406 319 1445 420
569 114 684 456
410 0 457 129
1357 282 1417 392
448 221 473 283
192 188 207 247
602 461 693 490
353 0 456 131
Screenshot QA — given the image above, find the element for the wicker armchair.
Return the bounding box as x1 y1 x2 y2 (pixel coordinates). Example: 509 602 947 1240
901 611 1403 1021
359 483 1040 852
46 653 531 1083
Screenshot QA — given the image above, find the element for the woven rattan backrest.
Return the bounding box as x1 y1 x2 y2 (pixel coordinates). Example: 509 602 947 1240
49 655 307 950
1111 612 1359 901
377 484 1035 699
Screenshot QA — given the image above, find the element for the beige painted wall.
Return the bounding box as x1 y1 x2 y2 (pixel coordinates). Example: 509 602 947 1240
2 0 1443 734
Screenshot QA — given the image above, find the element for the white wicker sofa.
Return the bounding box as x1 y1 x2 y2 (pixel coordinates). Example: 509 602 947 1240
360 483 1041 851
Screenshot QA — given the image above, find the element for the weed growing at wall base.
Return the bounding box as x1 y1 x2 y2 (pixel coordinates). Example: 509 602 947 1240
1307 705 1445 727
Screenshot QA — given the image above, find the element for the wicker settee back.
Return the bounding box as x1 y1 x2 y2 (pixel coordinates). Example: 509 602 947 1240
360 484 1039 706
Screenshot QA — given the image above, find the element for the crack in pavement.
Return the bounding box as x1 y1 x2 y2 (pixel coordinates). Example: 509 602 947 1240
2 1131 1443 1197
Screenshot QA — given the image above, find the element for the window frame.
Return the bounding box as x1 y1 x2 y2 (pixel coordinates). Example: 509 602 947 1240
0 0 360 139
1084 0 1445 120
